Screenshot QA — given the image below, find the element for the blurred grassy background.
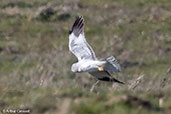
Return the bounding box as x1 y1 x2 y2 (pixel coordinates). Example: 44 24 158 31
0 0 171 114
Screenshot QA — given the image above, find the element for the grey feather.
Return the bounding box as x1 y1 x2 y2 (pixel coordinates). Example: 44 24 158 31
101 56 121 72
70 16 84 37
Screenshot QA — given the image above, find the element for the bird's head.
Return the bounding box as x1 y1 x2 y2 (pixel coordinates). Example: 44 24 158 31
71 63 79 72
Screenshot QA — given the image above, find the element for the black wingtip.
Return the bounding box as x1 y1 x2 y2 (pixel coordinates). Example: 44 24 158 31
98 77 125 84
112 78 125 84
69 16 84 36
69 30 72 34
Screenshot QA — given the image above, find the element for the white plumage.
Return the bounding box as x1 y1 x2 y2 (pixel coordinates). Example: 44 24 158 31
69 16 124 84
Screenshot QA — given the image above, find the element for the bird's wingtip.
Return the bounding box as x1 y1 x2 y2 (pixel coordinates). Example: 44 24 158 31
69 15 84 36
78 15 83 18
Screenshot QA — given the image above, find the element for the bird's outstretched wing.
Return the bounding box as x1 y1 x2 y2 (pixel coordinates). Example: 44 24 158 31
69 16 96 61
89 71 124 84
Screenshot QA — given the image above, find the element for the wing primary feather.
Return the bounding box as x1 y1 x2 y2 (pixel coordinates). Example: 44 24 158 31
70 16 84 37
89 71 124 84
79 23 84 34
79 23 84 30
98 76 124 84
72 17 80 29
104 71 124 84
78 19 84 28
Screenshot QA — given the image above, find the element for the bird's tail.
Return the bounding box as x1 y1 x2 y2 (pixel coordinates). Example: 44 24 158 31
101 56 121 72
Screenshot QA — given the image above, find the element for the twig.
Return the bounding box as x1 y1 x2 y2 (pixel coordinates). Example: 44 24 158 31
160 68 171 88
128 74 144 90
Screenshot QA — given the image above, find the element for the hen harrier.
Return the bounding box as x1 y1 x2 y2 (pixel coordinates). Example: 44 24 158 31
69 16 124 91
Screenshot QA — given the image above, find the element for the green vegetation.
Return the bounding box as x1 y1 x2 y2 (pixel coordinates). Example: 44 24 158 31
0 0 171 114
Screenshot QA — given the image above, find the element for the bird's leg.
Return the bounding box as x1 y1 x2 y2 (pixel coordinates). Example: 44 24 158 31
90 80 100 92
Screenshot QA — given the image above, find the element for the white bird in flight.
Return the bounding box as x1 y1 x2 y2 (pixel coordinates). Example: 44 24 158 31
69 16 124 91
